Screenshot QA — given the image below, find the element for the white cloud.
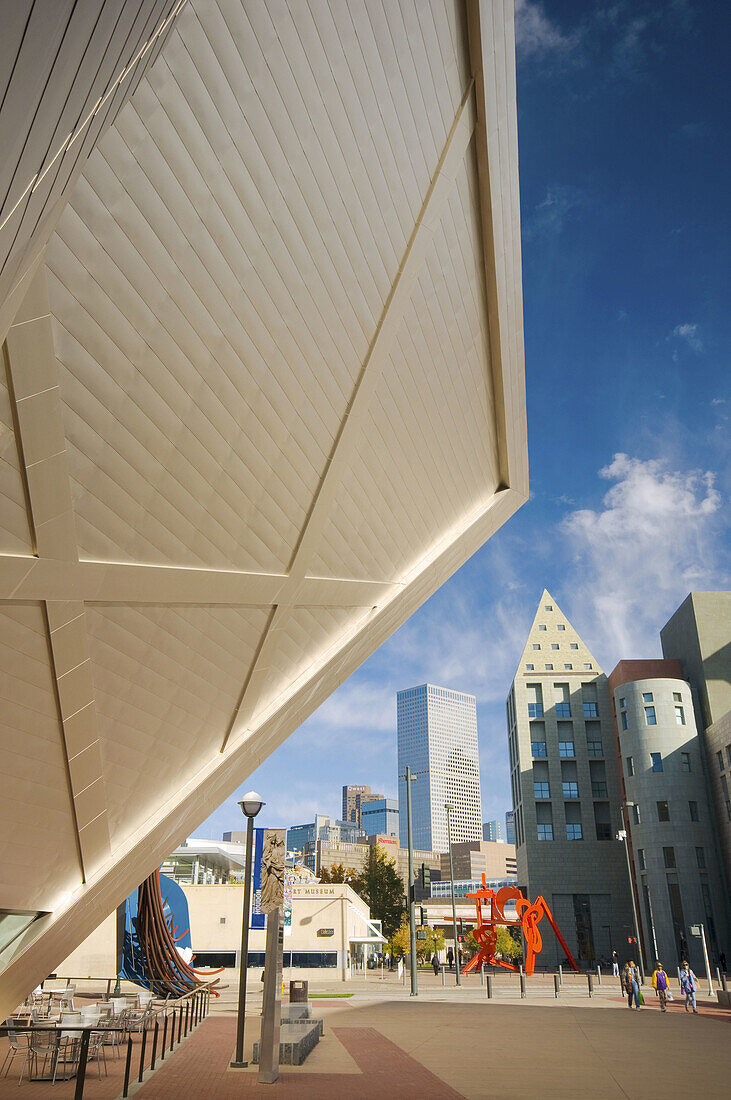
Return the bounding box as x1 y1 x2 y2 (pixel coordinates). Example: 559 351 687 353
671 322 703 352
523 185 590 239
711 397 725 406
514 0 578 57
561 454 726 660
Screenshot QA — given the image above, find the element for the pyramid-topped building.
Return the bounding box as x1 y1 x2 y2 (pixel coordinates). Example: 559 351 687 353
506 591 634 966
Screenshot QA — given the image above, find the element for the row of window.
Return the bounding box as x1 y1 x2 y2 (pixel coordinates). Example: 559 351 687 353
626 751 691 775
532 740 604 758
628 800 700 824
636 846 706 871
537 623 566 630
531 642 579 650
526 664 593 673
619 691 686 728
537 823 614 841
716 745 731 772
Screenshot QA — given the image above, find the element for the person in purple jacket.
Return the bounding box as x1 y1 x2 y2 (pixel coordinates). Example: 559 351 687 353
651 962 669 1011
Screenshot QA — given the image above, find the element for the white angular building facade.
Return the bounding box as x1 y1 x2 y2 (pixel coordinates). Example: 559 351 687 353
0 0 527 1015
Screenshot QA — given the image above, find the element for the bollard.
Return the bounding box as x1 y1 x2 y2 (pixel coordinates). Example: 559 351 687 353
520 973 526 998
177 1004 183 1044
480 964 485 985
721 971 728 992
486 973 493 999
441 965 445 986
558 964 563 986
184 999 189 1037
587 972 594 998
716 967 722 988
597 965 602 985
170 1009 175 1053
161 1013 168 1060
554 973 560 998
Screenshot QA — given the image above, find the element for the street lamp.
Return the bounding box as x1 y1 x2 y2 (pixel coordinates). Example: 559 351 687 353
404 766 418 996
616 805 644 986
231 790 265 1068
444 803 460 986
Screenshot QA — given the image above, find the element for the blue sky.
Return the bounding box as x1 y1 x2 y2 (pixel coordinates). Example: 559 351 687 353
200 0 730 840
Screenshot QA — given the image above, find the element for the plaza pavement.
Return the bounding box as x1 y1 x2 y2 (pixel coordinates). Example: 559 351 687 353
1 972 727 1098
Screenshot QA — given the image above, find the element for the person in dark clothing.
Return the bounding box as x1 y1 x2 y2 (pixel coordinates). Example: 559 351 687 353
720 951 727 974
432 953 440 976
446 946 454 969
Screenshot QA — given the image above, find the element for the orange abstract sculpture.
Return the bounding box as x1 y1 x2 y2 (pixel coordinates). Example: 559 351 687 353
461 877 579 976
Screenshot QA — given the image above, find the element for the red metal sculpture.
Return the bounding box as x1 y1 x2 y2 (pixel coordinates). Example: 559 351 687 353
461 877 579 976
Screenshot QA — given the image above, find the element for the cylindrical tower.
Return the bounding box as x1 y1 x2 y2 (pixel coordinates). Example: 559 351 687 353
614 676 724 974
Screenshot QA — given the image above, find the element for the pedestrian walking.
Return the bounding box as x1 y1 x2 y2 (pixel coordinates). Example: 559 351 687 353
446 946 454 970
432 953 440 977
651 962 669 1012
623 961 641 1009
611 949 619 977
720 951 727 974
679 961 698 1013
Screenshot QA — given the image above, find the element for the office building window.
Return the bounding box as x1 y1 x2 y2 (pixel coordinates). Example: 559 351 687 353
538 624 547 631
644 706 657 725
587 740 603 757
566 823 583 840
584 663 592 670
537 824 553 840
619 697 626 709
626 755 634 777
727 744 731 768
545 663 554 671
717 751 724 772
651 752 663 772
563 782 579 798
557 624 565 631
545 604 553 610
663 846 676 869
559 741 575 757
657 800 670 822
594 802 611 840
528 703 543 719
525 664 534 670
570 643 578 650
643 692 654 703
553 683 571 718
621 711 629 730
534 782 550 798
551 643 559 650
681 752 691 773
674 705 685 725
673 691 681 701
583 702 598 718
688 801 699 822
696 847 706 869
532 643 541 650
564 663 573 670
638 848 646 871
632 804 641 825
531 741 547 758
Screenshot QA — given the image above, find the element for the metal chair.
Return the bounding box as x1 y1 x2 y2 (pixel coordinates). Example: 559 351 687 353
27 1028 59 1083
1 1020 30 1081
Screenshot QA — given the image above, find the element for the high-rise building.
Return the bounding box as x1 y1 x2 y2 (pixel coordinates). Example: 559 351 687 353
505 810 516 845
361 798 399 837
287 815 365 871
441 840 517 883
608 659 728 972
507 592 633 966
341 785 384 827
397 684 482 853
482 820 502 842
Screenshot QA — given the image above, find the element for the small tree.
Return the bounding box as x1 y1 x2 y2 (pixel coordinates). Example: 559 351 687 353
351 845 405 939
389 919 444 961
319 863 358 884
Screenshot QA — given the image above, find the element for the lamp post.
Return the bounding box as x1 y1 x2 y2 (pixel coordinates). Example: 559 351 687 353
231 790 265 1068
405 766 418 996
445 803 460 986
617 808 644 986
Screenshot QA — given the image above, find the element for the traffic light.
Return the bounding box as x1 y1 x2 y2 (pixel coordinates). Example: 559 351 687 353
421 863 431 890
419 906 426 926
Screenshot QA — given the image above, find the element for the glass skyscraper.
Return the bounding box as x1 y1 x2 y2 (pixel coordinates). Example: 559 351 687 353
397 684 482 852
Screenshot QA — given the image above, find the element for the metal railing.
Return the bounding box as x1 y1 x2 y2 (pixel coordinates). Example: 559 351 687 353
1 984 212 1098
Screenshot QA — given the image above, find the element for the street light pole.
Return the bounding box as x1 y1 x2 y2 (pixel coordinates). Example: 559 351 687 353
445 803 460 986
231 791 265 1068
405 766 418 996
617 810 644 986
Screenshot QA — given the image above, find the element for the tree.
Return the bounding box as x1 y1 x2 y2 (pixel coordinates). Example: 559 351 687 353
466 925 522 964
319 863 358 884
350 844 405 939
389 918 444 961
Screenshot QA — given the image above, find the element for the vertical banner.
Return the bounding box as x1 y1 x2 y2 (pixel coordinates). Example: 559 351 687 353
283 871 294 937
260 829 286 913
251 827 265 929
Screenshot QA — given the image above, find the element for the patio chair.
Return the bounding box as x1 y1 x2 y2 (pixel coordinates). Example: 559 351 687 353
59 986 76 1012
53 1023 81 1085
87 1028 108 1078
27 1028 59 1083
1 1020 30 1081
